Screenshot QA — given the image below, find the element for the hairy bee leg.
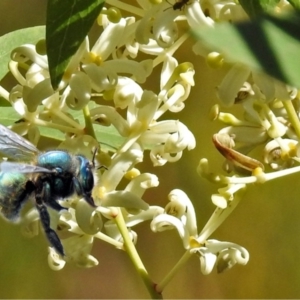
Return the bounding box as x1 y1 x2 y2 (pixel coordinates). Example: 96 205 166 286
35 181 64 255
47 200 67 212
72 177 96 207
43 181 67 211
35 203 65 256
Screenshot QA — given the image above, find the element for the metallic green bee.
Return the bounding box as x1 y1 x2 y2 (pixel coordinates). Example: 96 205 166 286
0 124 96 256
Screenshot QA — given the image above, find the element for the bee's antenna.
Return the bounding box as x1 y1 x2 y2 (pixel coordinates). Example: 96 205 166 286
92 147 98 168
99 141 118 151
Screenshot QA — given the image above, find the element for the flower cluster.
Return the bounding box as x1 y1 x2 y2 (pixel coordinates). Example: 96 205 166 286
197 61 300 210
151 189 249 282
3 0 199 270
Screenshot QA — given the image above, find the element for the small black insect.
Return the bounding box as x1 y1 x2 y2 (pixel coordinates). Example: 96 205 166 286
165 0 190 11
172 0 190 10
0 124 97 256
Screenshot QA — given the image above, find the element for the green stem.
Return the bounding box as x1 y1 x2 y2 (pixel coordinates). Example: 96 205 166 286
283 99 300 140
46 106 83 130
83 105 96 139
153 33 189 68
114 209 163 299
34 119 83 134
198 186 245 242
156 250 192 293
0 86 9 101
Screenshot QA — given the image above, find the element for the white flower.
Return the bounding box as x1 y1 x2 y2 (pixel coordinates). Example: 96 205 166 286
151 189 249 274
61 235 99 268
264 139 298 170
200 0 248 23
202 52 300 209
190 239 249 274
186 1 215 28
216 63 251 107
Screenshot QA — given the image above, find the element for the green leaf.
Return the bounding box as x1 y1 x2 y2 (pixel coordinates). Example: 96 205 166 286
67 104 124 151
288 0 300 10
239 0 280 18
39 122 123 152
46 0 105 90
0 105 122 152
0 98 12 107
0 26 45 81
94 124 124 152
0 107 22 125
192 12 300 89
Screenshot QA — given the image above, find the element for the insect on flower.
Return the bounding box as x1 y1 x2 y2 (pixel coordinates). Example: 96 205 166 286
0 124 97 256
166 0 190 10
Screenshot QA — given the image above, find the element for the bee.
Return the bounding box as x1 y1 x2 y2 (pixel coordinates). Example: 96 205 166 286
0 124 97 256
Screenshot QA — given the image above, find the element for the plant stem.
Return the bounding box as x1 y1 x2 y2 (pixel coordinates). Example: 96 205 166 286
83 105 96 139
156 250 192 293
34 119 82 134
283 99 300 139
114 209 163 299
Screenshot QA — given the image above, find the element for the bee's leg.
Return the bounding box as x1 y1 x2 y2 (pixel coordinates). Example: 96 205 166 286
72 177 96 207
35 202 65 256
43 181 67 212
35 181 65 256
47 199 67 212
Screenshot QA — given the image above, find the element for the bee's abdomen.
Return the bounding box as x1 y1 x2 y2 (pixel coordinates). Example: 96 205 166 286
0 172 32 221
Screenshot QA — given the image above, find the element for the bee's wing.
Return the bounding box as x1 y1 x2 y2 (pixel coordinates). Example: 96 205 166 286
0 124 40 160
0 161 55 174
